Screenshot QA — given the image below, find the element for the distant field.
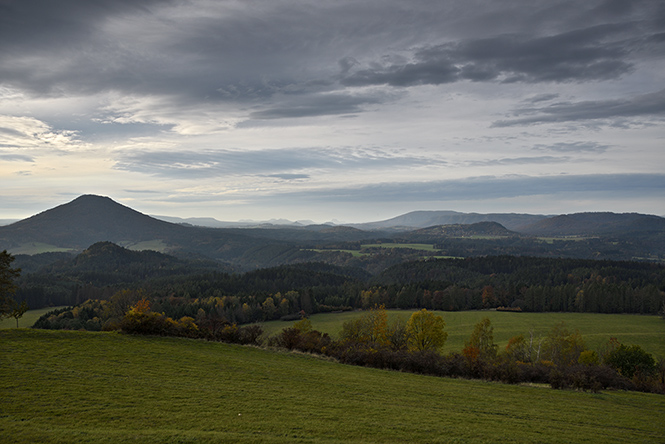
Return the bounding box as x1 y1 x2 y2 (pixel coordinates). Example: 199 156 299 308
310 243 460 259
537 236 595 244
262 310 665 358
2 329 664 443
122 239 170 252
0 306 67 329
8 242 75 255
362 243 437 250
307 248 368 257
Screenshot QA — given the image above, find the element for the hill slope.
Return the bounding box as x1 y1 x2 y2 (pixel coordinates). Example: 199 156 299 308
407 221 515 238
2 329 663 443
0 195 190 250
518 212 665 236
352 210 547 231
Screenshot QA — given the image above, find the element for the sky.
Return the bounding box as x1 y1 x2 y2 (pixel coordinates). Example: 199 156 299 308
1 0 664 223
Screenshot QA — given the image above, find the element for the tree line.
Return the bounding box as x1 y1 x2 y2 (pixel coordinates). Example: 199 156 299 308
9 248 665 323
57 298 665 395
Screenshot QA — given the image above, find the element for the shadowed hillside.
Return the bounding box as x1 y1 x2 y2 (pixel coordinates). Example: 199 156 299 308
351 210 547 231
407 221 515 237
0 195 190 250
517 212 665 236
2 195 664 264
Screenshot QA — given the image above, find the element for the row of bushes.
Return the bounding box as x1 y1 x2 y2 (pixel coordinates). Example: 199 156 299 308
117 300 663 394
267 325 663 394
120 300 263 346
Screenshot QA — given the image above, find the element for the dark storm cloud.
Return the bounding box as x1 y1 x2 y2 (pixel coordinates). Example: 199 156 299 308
0 0 178 95
113 147 442 179
524 94 560 103
2 0 662 113
1 0 428 103
278 174 665 203
341 22 656 87
493 89 665 127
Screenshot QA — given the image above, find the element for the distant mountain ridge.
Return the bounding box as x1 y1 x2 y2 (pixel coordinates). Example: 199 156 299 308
0 195 190 250
153 215 317 228
517 212 665 236
410 221 515 237
1 195 664 264
350 210 548 231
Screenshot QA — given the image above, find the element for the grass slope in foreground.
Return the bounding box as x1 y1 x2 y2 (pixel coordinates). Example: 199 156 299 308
2 330 664 443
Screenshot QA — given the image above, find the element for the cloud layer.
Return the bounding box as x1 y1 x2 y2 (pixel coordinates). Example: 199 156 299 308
1 0 663 220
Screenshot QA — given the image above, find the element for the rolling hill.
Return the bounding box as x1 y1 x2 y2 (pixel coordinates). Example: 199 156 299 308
407 221 515 238
517 212 665 236
2 195 664 264
3 329 663 443
351 210 548 231
0 195 190 251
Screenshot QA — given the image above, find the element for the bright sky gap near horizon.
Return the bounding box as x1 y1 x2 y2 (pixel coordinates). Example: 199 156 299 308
0 0 664 223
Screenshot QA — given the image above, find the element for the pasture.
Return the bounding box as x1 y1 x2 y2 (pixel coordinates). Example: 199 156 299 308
262 310 665 357
0 306 68 329
2 329 664 443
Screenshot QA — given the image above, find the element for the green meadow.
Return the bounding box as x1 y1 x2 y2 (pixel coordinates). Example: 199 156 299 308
8 242 75 255
0 306 68 329
362 243 437 250
2 329 664 443
262 310 665 358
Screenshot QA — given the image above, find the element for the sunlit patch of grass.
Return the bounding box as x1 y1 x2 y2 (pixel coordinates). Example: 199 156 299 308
8 242 76 255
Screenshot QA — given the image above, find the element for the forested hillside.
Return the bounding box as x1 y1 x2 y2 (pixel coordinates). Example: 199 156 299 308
18 243 665 331
3 196 665 264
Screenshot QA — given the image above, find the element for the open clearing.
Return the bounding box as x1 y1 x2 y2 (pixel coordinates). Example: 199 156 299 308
262 310 665 358
8 242 75 255
2 329 664 443
361 243 437 250
0 306 68 329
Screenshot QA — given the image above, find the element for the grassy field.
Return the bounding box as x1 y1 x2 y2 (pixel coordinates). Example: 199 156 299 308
362 243 437 251
8 242 75 255
121 239 170 253
309 243 460 259
262 310 665 358
307 248 368 257
2 329 664 443
0 306 68 329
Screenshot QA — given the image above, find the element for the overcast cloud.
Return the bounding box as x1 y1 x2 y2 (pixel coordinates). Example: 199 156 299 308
0 0 663 222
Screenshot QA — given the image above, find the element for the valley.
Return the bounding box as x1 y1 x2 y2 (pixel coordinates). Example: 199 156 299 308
1 195 664 443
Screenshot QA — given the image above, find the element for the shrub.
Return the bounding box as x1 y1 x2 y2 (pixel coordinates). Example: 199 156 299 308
604 344 656 379
238 324 264 346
